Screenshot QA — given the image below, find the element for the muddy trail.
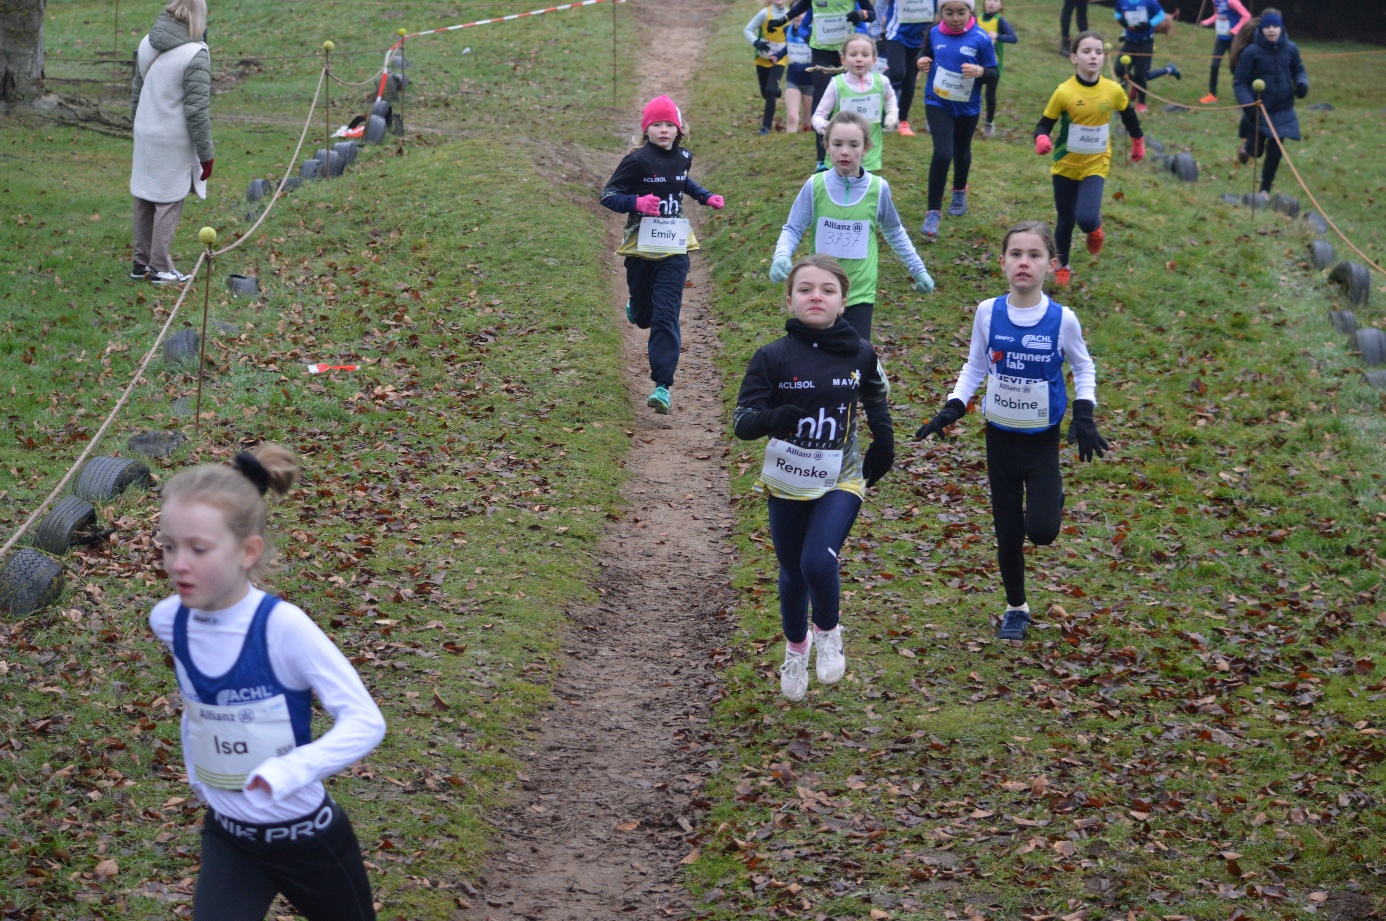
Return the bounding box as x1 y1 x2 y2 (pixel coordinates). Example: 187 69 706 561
465 3 739 920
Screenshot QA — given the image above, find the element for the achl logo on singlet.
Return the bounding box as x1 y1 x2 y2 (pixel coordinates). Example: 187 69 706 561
1021 333 1053 349
218 685 275 705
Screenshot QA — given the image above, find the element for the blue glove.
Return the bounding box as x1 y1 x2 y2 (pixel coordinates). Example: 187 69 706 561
912 270 935 294
769 255 793 283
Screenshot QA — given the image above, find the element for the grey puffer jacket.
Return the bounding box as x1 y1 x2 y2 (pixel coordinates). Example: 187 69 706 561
131 11 213 160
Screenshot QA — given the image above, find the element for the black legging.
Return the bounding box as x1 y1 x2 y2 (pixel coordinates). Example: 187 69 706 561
986 423 1063 609
1245 132 1286 193
843 301 873 342
756 63 785 131
879 38 920 122
810 46 842 163
925 106 979 212
1051 173 1105 267
1208 35 1233 96
1060 0 1089 40
984 75 1001 125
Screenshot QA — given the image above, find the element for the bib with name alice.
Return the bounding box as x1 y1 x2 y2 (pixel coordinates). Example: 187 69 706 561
1066 121 1109 155
982 295 1069 432
174 594 313 791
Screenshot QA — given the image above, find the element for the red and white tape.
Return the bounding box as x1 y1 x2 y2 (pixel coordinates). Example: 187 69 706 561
306 363 359 374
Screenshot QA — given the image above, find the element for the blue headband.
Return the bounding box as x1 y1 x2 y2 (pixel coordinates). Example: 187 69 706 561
1260 12 1283 28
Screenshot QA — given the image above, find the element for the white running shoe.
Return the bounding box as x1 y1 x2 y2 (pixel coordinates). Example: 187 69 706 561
815 626 845 684
150 269 191 285
779 641 811 701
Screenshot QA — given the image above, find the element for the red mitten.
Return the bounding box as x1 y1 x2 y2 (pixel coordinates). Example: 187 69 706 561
635 194 662 216
200 158 215 181
1130 137 1146 163
706 194 725 210
1035 135 1053 156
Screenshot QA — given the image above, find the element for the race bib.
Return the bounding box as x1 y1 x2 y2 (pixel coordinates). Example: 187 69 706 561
637 216 690 254
813 13 850 46
984 373 1051 429
1066 121 1109 154
899 0 935 23
1214 15 1230 36
932 66 974 101
788 42 812 64
761 438 843 493
815 216 871 260
1124 6 1149 27
766 40 788 57
840 92 882 122
186 694 297 791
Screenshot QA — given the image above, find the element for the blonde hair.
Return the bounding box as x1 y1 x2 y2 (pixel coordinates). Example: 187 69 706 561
824 110 874 152
841 34 876 58
164 0 208 40
786 254 851 304
162 443 301 576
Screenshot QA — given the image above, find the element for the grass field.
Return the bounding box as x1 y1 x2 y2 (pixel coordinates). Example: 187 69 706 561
2 1 1385 918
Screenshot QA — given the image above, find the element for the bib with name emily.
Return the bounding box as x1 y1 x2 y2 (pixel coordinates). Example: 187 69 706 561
174 594 313 791
982 295 1069 432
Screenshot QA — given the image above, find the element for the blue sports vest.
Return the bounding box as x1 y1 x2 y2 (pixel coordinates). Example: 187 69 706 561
984 295 1068 432
1212 0 1244 30
173 594 314 746
923 24 996 117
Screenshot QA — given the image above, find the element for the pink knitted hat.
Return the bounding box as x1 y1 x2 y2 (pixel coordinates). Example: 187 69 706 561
641 95 684 134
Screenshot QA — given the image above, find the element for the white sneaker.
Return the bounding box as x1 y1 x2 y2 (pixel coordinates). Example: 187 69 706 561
815 626 845 684
779 641 811 701
150 269 191 285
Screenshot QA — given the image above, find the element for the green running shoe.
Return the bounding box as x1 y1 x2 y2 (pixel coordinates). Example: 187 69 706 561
647 385 671 414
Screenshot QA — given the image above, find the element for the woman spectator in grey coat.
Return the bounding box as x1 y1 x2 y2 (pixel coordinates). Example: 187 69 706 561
130 0 214 284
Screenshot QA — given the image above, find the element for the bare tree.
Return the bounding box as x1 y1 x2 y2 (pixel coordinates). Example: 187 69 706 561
0 0 46 107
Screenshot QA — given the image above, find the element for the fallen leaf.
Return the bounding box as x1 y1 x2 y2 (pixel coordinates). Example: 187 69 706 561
94 858 118 879
681 848 701 864
615 820 640 832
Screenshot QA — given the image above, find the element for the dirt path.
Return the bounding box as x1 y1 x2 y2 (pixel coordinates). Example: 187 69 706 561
467 4 737 920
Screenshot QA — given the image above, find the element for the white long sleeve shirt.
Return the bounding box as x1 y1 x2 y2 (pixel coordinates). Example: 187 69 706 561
773 169 928 283
947 295 1098 406
150 587 387 823
811 72 900 133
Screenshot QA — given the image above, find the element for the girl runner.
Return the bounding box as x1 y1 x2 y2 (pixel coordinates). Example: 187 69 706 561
1198 0 1250 103
977 0 1018 138
770 111 934 342
1111 0 1181 113
914 0 999 238
150 443 387 920
601 95 726 414
878 0 934 137
1231 9 1309 195
915 221 1107 643
745 1 791 134
784 15 816 133
1033 30 1145 287
768 0 878 171
734 254 896 700
811 33 900 172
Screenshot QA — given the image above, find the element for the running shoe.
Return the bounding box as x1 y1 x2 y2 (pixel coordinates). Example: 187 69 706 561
1199 92 1218 104
920 210 942 238
1059 38 1071 56
983 122 996 139
815 626 845 684
1167 62 1182 80
758 126 771 136
129 261 151 281
780 641 811 701
647 385 671 414
150 269 191 285
1055 265 1073 287
814 160 828 173
898 121 916 137
948 188 968 217
625 299 636 323
1236 141 1251 165
1134 102 1148 114
997 609 1032 641
1086 226 1105 256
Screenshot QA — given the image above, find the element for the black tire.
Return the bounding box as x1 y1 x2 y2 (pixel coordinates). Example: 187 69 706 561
246 178 273 203
1309 239 1336 270
1163 103 1190 113
1271 193 1300 218
382 73 403 102
1220 193 1242 206
1147 138 1165 157
312 148 330 163
370 98 392 119
1329 262 1371 308
391 114 405 136
34 496 97 555
227 274 261 298
1307 102 1334 112
322 151 347 177
1171 152 1198 183
282 176 302 192
364 114 388 145
127 430 186 459
388 53 409 71
1329 310 1358 335
1302 211 1328 235
300 158 322 180
1352 328 1386 368
164 328 201 366
0 548 65 616
1365 369 1386 390
243 210 259 223
1242 191 1269 210
333 141 359 166
74 456 152 502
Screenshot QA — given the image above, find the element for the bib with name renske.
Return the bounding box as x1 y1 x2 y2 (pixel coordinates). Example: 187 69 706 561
982 295 1069 432
810 171 881 304
760 371 864 497
174 594 313 791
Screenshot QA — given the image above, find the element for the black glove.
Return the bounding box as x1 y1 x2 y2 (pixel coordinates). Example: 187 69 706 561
1295 82 1309 99
762 404 807 438
914 399 966 441
862 425 895 487
767 15 789 30
1066 399 1109 462
846 9 864 23
754 38 772 54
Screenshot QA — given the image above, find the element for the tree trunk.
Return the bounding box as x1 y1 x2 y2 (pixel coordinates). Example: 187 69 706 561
0 0 46 107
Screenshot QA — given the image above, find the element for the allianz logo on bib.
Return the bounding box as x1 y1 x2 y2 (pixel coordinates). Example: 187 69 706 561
1021 334 1053 349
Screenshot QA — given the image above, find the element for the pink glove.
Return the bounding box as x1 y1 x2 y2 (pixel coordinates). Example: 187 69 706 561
635 194 662 217
706 194 725 210
1034 135 1053 156
1130 137 1146 163
200 158 215 181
